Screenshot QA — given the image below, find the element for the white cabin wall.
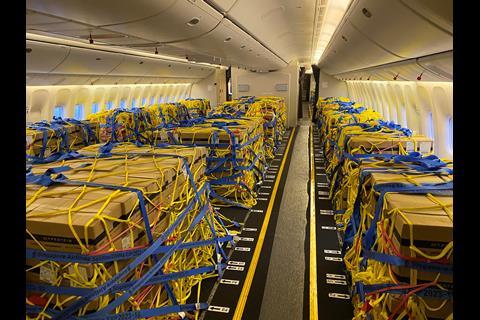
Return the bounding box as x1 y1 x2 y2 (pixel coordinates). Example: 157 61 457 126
190 69 226 109
26 83 192 122
231 62 299 128
319 70 348 98
346 81 453 159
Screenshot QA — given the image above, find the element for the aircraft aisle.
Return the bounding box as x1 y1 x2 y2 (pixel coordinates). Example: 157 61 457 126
258 104 309 320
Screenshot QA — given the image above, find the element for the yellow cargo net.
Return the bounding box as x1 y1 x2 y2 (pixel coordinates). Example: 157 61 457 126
26 144 228 319
26 120 99 159
151 118 265 208
314 97 452 320
214 96 287 159
179 99 211 118
342 173 452 320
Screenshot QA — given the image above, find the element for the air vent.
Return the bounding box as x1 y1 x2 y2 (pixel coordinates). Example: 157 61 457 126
240 45 246 49
362 8 372 18
224 37 232 42
139 61 144 64
96 58 102 61
342 35 348 42
26 48 32 53
187 17 200 26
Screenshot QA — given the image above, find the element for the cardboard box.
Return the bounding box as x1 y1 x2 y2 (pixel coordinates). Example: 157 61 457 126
385 193 453 284
347 134 434 155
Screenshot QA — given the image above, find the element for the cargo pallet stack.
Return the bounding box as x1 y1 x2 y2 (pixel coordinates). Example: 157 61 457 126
26 117 99 164
213 96 287 159
179 98 211 118
25 96 286 319
315 97 453 319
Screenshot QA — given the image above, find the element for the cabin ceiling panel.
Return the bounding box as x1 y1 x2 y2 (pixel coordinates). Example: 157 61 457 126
320 21 399 74
348 0 452 58
50 46 125 75
26 40 70 73
174 18 286 70
319 0 452 77
221 0 316 64
211 0 237 12
399 0 453 34
333 51 452 82
26 0 177 28
417 51 452 81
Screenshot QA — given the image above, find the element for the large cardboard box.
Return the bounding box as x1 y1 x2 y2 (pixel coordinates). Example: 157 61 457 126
347 134 434 155
385 193 453 284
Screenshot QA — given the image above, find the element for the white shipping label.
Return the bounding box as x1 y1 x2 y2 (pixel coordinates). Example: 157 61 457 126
122 236 132 249
39 265 56 284
160 131 168 141
326 273 346 280
419 142 432 154
406 141 415 152
228 261 246 266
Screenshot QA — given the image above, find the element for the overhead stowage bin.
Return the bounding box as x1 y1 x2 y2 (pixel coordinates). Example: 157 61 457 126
26 143 232 319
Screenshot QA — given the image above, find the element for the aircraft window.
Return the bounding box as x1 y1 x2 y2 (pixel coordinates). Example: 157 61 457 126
73 104 85 120
448 117 453 152
91 103 99 114
53 105 64 118
150 97 155 105
158 96 164 103
131 99 136 108
401 106 408 127
106 101 114 110
119 99 126 109
142 97 146 106
427 112 435 139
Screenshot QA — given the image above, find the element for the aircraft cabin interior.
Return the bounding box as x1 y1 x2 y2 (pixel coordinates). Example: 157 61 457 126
24 1 454 319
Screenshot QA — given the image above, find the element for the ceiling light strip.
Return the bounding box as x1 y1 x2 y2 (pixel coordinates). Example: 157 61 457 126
312 0 352 64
